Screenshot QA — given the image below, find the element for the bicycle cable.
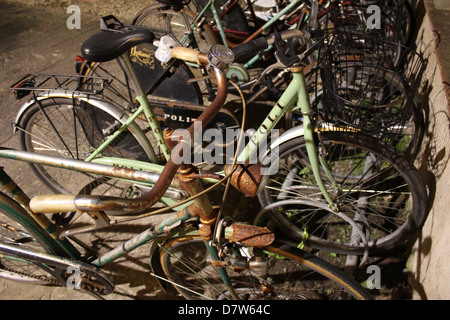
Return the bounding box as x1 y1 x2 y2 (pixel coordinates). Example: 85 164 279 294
213 79 248 245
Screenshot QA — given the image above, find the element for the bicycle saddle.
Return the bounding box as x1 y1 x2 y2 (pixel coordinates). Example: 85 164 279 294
81 30 155 62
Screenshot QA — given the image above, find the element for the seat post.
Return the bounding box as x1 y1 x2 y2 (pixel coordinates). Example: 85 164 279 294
118 53 146 97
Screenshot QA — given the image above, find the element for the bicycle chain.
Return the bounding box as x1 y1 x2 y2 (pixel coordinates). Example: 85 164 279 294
1 263 109 295
0 264 61 286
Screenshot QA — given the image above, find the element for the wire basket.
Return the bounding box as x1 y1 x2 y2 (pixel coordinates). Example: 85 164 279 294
311 2 425 152
322 0 410 46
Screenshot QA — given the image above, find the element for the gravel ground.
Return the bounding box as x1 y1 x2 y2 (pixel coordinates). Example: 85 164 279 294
10 0 156 22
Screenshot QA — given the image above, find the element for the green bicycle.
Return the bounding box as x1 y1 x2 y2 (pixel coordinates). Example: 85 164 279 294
0 32 374 299
3 26 427 257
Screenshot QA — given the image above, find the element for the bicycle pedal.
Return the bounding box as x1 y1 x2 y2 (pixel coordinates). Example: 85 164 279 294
224 223 275 248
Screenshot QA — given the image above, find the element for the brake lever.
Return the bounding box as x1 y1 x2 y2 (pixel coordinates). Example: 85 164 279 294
249 61 287 92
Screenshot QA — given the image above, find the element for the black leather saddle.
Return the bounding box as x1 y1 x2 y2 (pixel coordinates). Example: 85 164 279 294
81 30 155 62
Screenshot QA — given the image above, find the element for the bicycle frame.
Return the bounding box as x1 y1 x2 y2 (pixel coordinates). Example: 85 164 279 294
1 64 337 236
240 65 336 205
0 163 271 299
193 0 308 46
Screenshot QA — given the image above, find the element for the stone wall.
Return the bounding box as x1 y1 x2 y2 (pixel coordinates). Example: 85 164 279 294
408 0 450 300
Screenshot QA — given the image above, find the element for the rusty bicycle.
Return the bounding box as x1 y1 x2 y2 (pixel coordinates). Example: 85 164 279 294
0 30 374 299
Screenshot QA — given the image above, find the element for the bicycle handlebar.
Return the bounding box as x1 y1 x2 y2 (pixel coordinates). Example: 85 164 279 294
171 46 205 65
171 29 305 66
231 37 269 63
232 30 305 64
30 50 227 216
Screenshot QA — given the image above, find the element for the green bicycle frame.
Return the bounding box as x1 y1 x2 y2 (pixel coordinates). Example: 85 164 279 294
85 95 170 163
237 67 335 206
197 0 303 47
58 65 338 287
0 70 338 300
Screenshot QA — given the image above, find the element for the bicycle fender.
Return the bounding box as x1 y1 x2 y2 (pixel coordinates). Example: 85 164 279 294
13 91 123 134
269 125 305 151
259 125 305 164
13 91 156 162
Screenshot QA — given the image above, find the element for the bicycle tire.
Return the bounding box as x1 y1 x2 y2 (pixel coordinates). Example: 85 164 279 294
0 191 65 284
192 0 250 43
133 3 217 53
258 132 428 255
17 96 155 196
158 236 373 300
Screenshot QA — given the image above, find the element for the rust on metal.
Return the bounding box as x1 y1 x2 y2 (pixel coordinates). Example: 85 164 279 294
198 224 212 242
30 60 228 216
225 223 275 248
224 163 265 197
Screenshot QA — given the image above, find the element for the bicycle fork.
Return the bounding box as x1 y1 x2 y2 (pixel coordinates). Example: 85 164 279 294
292 67 337 208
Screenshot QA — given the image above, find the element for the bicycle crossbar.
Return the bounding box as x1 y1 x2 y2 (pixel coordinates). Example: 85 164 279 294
0 147 179 188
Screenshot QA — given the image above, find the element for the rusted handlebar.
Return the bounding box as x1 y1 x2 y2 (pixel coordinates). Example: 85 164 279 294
30 51 227 215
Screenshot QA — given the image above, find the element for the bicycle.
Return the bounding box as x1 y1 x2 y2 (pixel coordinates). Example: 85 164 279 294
4 24 427 265
253 16 428 255
87 0 320 108
76 0 423 160
0 33 374 299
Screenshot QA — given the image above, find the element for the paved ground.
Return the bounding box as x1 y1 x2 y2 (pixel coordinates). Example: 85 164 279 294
0 0 178 300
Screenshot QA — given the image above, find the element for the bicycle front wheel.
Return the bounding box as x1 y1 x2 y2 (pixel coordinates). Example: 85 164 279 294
258 132 428 255
158 236 372 300
0 192 63 284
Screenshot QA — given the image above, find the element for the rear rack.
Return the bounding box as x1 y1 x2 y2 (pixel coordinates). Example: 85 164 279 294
10 73 112 100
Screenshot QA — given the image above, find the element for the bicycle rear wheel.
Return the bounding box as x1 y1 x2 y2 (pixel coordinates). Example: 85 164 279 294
158 236 373 300
17 96 155 196
133 2 217 52
258 132 428 255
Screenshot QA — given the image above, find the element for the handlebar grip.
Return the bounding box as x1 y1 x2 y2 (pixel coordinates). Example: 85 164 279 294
171 46 201 64
30 195 77 213
231 37 269 64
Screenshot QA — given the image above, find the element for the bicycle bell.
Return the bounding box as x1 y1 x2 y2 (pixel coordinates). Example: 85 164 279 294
207 44 234 70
